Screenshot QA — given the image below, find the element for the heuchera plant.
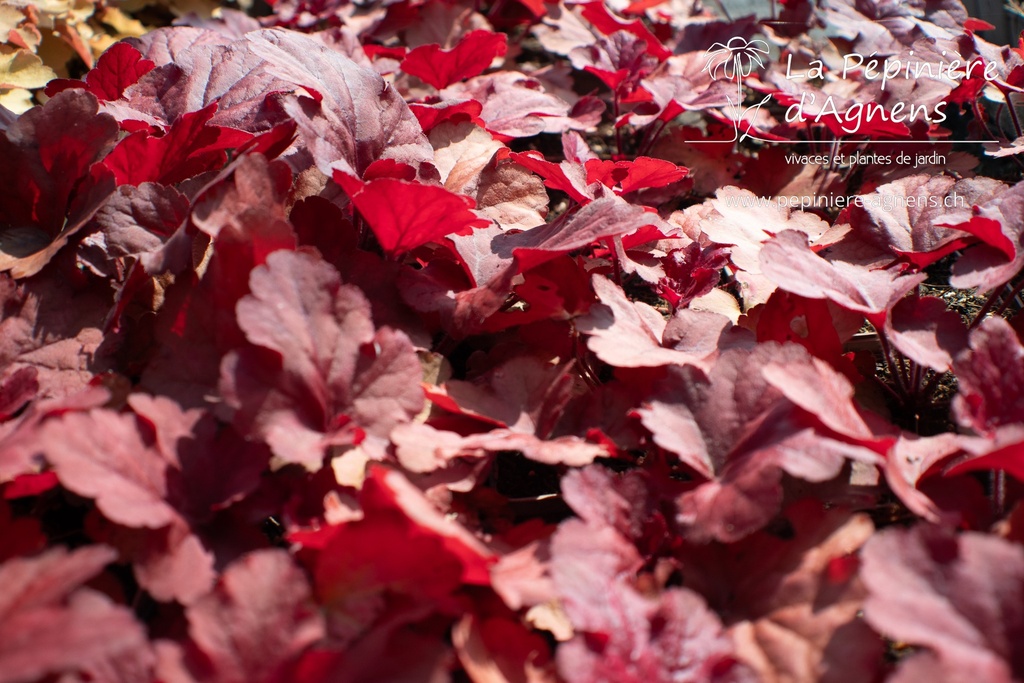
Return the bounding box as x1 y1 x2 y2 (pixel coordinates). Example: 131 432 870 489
3 0 1024 681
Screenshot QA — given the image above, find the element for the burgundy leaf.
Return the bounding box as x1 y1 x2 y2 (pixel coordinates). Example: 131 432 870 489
80 182 189 276
0 367 37 422
221 250 423 469
0 91 118 278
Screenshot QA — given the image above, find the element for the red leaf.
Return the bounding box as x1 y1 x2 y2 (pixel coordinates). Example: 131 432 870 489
401 30 508 90
510 150 592 204
102 103 252 186
578 2 671 61
335 173 490 257
409 99 485 134
308 468 491 644
44 42 155 101
584 156 687 195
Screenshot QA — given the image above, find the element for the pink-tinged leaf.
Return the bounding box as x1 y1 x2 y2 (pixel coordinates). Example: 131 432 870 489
0 546 154 683
335 173 490 257
493 195 668 273
39 409 178 529
578 274 723 369
759 230 926 328
102 103 252 186
192 154 294 241
0 386 109 485
419 356 606 466
560 465 675 557
952 316 1024 434
221 250 423 469
885 295 969 372
127 27 232 65
861 525 1024 682
401 30 508 90
245 30 434 177
443 72 605 138
570 30 657 93
680 501 880 683
432 355 574 435
127 393 267 521
183 549 325 683
44 42 155 101
884 432 967 523
119 30 434 177
584 156 687 195
761 354 876 443
848 176 1005 266
638 343 870 542
90 515 216 606
949 182 1024 293
551 519 752 683
393 422 604 469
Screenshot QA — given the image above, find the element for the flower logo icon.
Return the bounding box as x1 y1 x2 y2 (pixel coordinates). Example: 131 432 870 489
702 37 771 143
703 37 770 81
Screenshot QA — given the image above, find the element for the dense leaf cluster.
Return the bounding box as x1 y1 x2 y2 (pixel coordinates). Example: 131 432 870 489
2 0 1024 681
